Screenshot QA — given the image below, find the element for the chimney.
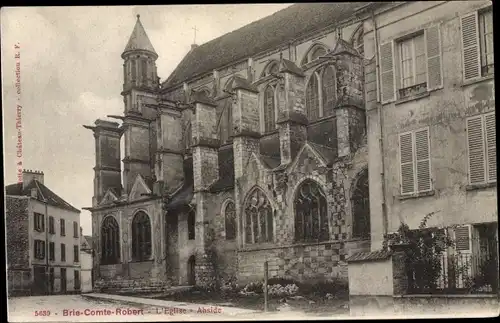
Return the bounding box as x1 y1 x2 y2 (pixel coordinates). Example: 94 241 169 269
22 169 44 189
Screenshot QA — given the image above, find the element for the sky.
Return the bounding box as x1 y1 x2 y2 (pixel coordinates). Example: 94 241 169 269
1 4 291 235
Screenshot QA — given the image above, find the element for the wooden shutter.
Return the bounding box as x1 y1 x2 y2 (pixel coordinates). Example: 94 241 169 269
400 132 415 194
461 12 481 81
485 113 496 182
425 25 443 90
415 128 432 192
454 225 472 253
380 41 395 103
466 115 486 184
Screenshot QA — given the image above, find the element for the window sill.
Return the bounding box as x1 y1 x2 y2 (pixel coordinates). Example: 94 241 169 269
261 130 279 137
466 182 497 191
395 91 430 105
308 115 336 126
240 239 344 252
461 74 495 87
398 190 435 200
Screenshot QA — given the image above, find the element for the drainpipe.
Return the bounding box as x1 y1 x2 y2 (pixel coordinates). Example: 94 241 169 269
371 10 389 242
44 198 50 295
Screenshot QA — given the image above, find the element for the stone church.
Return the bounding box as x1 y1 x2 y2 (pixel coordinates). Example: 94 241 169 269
85 3 372 289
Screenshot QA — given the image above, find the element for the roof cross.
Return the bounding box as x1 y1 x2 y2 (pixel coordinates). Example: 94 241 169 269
192 26 198 44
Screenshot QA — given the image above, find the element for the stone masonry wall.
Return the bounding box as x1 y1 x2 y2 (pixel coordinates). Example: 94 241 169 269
6 196 30 270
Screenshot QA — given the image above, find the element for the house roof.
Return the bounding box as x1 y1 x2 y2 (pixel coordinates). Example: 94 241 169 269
346 250 392 263
163 3 366 88
82 235 93 250
122 14 157 57
5 180 80 213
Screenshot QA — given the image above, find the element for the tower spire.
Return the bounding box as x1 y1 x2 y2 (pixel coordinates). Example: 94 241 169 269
122 14 157 58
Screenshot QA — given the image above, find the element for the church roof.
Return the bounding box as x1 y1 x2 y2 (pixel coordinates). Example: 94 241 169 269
122 15 157 57
5 180 80 213
163 3 366 88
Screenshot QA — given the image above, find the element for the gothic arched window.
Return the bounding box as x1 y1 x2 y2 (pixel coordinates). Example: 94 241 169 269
264 85 276 132
353 28 364 56
101 216 120 265
322 65 337 117
188 209 196 240
294 180 329 242
352 169 370 238
306 74 320 121
244 188 273 244
311 46 327 61
224 201 236 240
218 98 233 144
132 211 152 261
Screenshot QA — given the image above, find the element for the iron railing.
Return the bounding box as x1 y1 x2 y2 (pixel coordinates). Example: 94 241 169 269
406 252 499 294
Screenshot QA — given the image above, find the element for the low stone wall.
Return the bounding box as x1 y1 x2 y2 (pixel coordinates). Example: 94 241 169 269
94 277 171 294
349 294 500 318
236 240 368 285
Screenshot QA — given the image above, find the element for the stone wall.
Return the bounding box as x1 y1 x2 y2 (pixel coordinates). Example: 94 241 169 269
6 196 30 270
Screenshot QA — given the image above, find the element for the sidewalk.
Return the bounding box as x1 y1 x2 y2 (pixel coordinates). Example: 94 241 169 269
83 293 259 317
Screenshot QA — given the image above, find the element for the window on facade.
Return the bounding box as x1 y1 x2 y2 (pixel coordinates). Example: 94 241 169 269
354 29 364 56
141 59 147 82
219 98 233 144
380 26 442 103
132 211 152 261
48 216 55 234
466 112 496 185
461 8 494 80
101 216 120 265
352 169 370 239
188 210 196 240
399 127 432 195
479 9 494 76
398 33 427 96
263 85 276 132
306 74 320 121
74 270 81 290
310 46 327 61
60 219 65 236
294 180 329 242
131 60 137 81
306 65 337 122
224 201 236 240
244 188 273 244
49 242 55 261
34 213 44 232
61 243 66 262
73 245 79 263
73 221 78 238
321 66 336 117
34 240 45 259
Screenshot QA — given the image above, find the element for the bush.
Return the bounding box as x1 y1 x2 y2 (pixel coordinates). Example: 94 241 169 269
267 283 299 297
220 276 240 295
267 277 299 286
239 281 264 295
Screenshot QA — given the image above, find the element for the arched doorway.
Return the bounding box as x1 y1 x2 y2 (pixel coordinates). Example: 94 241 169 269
187 255 196 285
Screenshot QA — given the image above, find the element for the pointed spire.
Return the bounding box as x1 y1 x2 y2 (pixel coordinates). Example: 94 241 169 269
122 14 157 58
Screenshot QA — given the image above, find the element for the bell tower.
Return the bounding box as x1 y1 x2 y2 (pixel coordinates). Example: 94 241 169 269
120 15 160 194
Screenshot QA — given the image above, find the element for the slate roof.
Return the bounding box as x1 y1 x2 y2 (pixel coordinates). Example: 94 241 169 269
210 147 235 192
5 180 80 213
164 3 366 87
346 250 392 263
122 15 157 57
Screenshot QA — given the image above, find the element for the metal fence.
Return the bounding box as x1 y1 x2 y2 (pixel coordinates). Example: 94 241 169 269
406 253 499 294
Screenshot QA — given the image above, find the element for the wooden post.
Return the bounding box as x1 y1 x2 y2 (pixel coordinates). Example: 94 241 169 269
264 261 268 312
